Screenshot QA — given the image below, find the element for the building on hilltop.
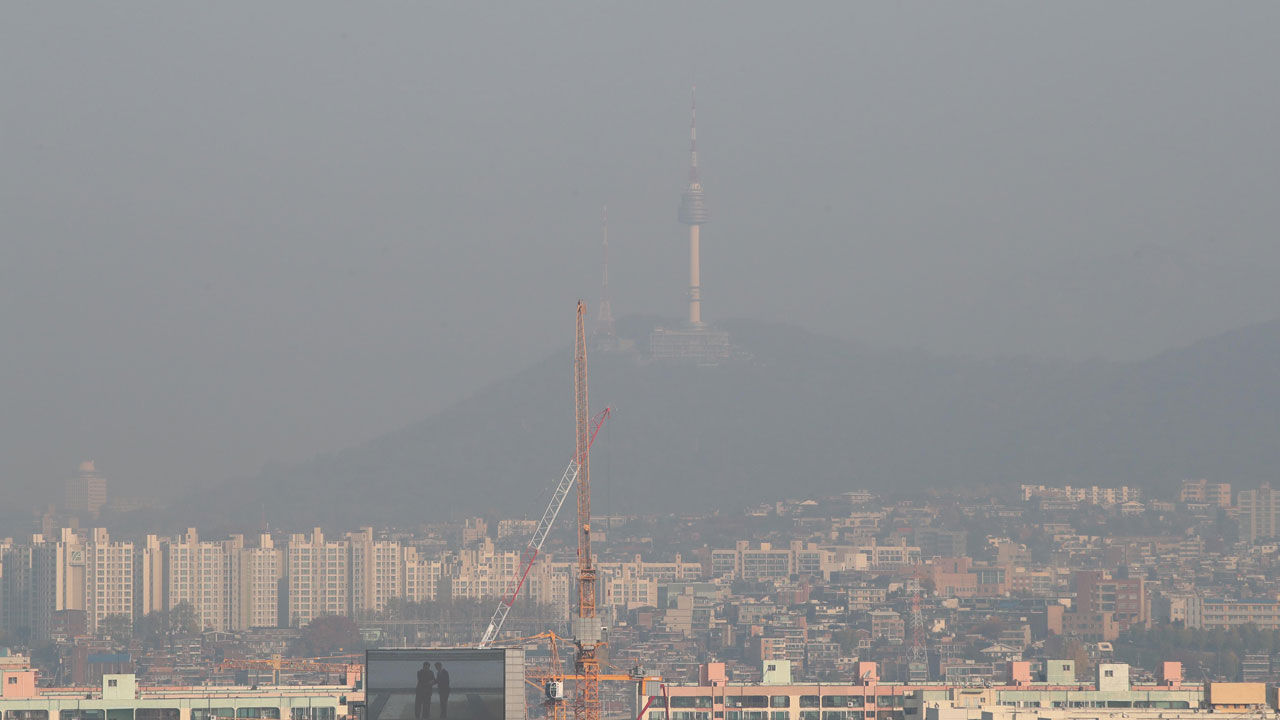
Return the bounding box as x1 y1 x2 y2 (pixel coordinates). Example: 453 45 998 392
1237 483 1280 543
1179 479 1232 507
65 461 107 517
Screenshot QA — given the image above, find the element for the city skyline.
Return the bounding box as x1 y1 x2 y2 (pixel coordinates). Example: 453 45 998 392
4 4 1280 719
5 3 1280 505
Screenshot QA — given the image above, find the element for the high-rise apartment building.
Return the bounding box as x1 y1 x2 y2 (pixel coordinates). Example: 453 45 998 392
85 528 134 634
2 524 699 637
348 527 405 617
163 528 235 632
0 542 34 640
1075 570 1147 631
402 546 442 604
1180 479 1232 507
286 529 349 627
139 535 165 618
138 531 282 631
30 529 88 643
25 528 133 641
1238 484 1280 543
65 461 108 517
441 538 519 602
237 533 283 629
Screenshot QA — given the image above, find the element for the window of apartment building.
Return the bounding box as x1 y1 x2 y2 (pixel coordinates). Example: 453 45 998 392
135 711 178 720
769 697 790 709
799 698 820 709
822 697 863 708
235 710 280 719
9 712 49 720
726 697 768 709
60 711 105 720
106 709 134 720
670 698 712 709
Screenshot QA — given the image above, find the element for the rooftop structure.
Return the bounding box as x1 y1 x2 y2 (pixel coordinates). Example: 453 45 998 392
65 461 108 517
0 670 359 720
640 662 1269 720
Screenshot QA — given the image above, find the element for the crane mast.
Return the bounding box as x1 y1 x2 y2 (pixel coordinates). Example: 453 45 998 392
478 407 611 647
572 300 601 720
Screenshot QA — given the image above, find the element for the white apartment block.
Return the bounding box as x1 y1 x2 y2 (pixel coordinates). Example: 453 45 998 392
22 529 133 641
598 554 703 611
138 532 281 631
526 559 573 619
601 565 657 609
442 538 520 602
348 527 406 617
0 542 34 638
86 528 134 634
286 529 350 627
0 524 719 638
711 540 914 579
1238 484 1280 543
1020 484 1143 505
402 547 443 604
29 530 87 643
163 529 235 632
237 534 283 629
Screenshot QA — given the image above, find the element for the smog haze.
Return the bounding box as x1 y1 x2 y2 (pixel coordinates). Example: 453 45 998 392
3 3 1279 507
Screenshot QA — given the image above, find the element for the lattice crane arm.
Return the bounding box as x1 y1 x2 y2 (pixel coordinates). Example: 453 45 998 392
478 407 611 647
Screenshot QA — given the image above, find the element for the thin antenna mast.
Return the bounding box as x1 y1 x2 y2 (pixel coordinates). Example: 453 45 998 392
596 206 615 339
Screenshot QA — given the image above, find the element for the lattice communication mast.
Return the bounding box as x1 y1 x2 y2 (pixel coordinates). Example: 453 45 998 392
572 301 601 720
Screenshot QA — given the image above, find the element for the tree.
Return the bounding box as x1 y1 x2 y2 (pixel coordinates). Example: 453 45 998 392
138 601 201 649
295 615 361 657
170 602 201 635
1063 638 1092 680
973 617 1006 642
98 614 133 646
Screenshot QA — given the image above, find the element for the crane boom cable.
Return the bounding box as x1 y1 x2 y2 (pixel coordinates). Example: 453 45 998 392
478 408 611 647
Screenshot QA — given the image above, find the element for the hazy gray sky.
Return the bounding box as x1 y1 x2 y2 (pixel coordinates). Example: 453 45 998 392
3 3 1278 503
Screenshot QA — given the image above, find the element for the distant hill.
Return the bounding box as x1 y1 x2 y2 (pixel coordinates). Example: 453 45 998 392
184 316 1280 530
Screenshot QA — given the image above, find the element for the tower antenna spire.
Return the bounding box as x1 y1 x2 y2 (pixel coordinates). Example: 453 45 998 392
689 85 699 183
596 205 615 339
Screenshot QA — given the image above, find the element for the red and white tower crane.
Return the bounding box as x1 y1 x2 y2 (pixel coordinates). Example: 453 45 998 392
476 302 607 720
572 300 602 720
478 406 610 647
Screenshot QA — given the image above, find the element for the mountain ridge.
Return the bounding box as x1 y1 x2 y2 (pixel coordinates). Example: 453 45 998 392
182 315 1280 531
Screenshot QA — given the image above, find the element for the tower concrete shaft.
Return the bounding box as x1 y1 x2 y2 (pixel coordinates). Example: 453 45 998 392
688 225 701 325
677 86 709 327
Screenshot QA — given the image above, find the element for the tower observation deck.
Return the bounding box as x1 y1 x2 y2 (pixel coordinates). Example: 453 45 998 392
678 182 710 226
650 87 732 366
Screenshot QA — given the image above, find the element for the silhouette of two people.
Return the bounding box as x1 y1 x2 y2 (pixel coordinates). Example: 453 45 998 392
415 662 450 720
